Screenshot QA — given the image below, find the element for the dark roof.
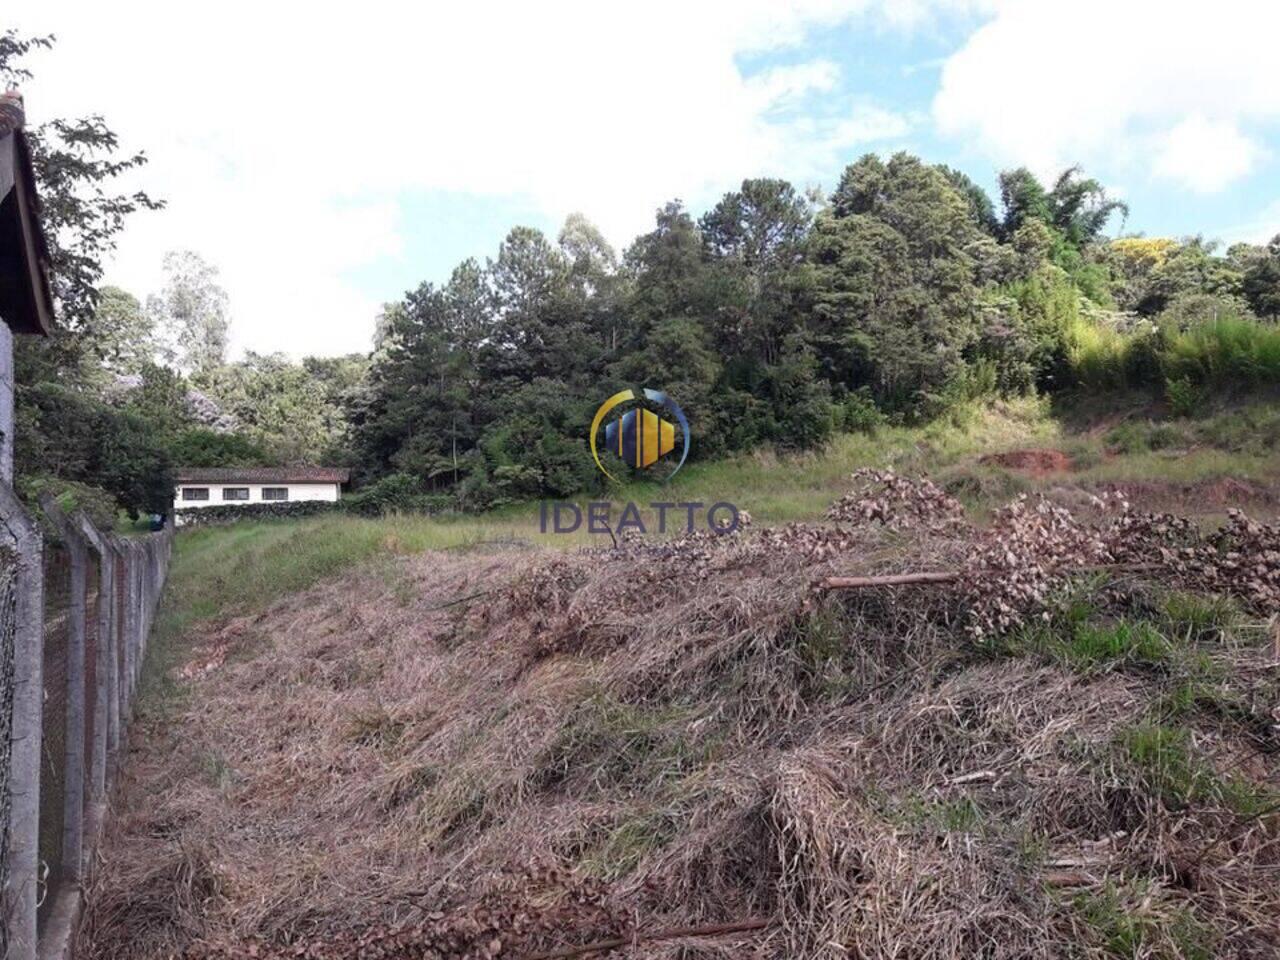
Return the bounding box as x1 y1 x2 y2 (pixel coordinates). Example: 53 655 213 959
0 91 55 336
176 467 351 484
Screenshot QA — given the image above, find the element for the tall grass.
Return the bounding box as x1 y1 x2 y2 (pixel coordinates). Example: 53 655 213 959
1062 315 1142 390
1162 316 1280 388
1063 309 1280 394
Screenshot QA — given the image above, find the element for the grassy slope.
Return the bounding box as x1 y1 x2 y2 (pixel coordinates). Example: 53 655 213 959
154 391 1280 631
98 391 1280 958
135 390 1280 730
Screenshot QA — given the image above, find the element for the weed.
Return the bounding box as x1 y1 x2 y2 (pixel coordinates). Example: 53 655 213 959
1008 616 1174 673
1160 591 1241 643
1116 723 1272 816
1146 424 1187 451
1165 377 1201 419
533 695 712 793
888 792 985 835
583 809 679 879
1074 881 1213 959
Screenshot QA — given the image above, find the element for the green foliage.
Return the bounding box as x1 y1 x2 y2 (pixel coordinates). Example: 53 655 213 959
173 500 341 527
1164 377 1201 418
836 387 884 434
1160 314 1280 388
811 153 984 415
1240 236 1280 319
167 429 272 468
1074 881 1213 960
343 473 452 517
1010 614 1174 672
1159 592 1241 643
14 378 174 517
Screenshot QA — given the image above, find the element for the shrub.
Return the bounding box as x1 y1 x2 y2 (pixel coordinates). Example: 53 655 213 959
21 476 120 532
1164 376 1201 418
174 500 341 527
343 472 449 516
1161 315 1280 388
837 388 885 434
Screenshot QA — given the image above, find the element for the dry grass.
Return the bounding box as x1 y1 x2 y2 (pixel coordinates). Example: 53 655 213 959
82 494 1280 959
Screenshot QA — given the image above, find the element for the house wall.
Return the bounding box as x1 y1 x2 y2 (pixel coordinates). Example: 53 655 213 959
172 482 341 514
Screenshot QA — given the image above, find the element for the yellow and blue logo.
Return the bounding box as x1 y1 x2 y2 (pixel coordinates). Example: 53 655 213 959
589 388 690 483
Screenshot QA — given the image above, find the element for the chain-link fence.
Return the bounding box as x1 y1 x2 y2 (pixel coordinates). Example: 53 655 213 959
0 493 173 960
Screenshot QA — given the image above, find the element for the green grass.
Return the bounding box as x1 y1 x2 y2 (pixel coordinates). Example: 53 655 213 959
1117 723 1274 817
1073 880 1213 959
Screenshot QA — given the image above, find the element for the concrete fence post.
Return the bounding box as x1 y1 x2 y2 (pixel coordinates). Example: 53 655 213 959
36 496 88 885
76 516 113 802
117 539 136 723
0 481 44 960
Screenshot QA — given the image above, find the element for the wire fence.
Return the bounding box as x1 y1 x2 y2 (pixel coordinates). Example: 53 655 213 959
0 548 17 960
0 495 173 960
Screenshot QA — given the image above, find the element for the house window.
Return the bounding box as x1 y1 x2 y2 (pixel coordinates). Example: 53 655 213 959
262 487 289 501
182 487 209 501
222 487 250 501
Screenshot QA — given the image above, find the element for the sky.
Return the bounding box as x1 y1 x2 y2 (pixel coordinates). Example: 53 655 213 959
9 0 1280 359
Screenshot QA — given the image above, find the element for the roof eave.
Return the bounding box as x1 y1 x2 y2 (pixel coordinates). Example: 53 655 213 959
0 128 55 337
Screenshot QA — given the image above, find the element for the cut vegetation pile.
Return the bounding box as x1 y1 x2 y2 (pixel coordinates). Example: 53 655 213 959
84 475 1280 959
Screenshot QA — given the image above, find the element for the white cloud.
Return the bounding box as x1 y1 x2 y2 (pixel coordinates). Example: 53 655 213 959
10 0 933 358
746 61 842 111
1153 116 1262 194
933 0 1280 192
1217 200 1280 247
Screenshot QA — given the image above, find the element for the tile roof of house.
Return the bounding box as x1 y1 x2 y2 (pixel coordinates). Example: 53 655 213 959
176 467 351 484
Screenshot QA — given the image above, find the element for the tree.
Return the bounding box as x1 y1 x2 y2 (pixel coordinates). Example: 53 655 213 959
150 250 230 375
168 428 272 468
700 178 811 270
935 165 999 236
2 31 164 331
88 286 156 376
998 166 1126 252
3 31 170 517
1241 236 1280 319
812 153 983 413
197 351 345 463
700 179 813 365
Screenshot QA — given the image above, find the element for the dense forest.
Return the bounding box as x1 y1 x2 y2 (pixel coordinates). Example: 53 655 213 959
7 31 1280 521
345 164 1280 511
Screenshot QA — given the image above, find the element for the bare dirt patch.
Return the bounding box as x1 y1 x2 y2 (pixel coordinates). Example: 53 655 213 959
979 448 1074 476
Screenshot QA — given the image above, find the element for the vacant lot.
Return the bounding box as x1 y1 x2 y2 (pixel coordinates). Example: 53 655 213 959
81 441 1280 958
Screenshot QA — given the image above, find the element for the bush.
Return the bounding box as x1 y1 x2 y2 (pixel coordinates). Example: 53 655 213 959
1160 315 1280 388
1164 377 1201 418
174 500 341 527
343 473 457 517
837 388 885 434
21 476 120 532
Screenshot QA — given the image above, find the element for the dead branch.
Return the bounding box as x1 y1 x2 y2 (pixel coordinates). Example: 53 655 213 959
520 919 772 960
818 562 1160 591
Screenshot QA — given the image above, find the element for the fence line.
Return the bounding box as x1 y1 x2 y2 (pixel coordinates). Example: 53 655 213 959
0 490 173 960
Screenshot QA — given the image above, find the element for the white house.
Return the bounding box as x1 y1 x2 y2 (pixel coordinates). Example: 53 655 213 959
173 467 349 518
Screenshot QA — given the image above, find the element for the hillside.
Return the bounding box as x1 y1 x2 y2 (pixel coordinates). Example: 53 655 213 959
80 399 1280 960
